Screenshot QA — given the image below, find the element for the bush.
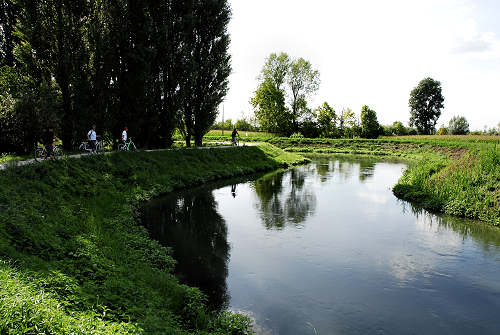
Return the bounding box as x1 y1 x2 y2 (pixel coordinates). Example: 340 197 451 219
300 119 320 138
289 132 304 139
436 125 448 135
392 121 408 136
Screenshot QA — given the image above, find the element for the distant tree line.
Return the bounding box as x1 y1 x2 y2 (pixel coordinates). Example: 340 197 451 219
248 57 499 138
0 0 231 153
212 117 259 132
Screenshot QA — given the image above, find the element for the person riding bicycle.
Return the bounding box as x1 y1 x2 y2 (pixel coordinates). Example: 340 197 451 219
42 126 56 158
231 127 239 146
87 124 97 153
122 126 128 144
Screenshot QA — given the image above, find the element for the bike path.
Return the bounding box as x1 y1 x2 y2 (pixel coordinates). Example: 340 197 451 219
0 143 255 171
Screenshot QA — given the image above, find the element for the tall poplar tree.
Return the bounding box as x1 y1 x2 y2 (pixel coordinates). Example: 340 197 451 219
0 0 18 67
188 0 231 147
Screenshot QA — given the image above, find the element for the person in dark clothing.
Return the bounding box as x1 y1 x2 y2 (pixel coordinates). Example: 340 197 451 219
42 127 55 157
231 127 238 146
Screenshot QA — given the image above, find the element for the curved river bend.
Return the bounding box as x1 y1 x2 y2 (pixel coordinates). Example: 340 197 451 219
141 156 500 335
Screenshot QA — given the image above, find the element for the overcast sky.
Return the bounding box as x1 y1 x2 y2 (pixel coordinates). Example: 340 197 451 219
223 0 500 130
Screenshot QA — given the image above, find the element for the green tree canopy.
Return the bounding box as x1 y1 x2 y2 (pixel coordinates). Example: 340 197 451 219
251 52 319 135
0 0 231 152
341 108 361 138
448 116 469 135
392 121 408 136
287 58 320 133
360 105 380 139
409 77 445 135
260 52 290 91
316 102 337 138
251 78 292 134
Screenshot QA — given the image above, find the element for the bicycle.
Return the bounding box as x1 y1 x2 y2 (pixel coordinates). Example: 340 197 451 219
231 136 239 146
79 136 103 154
118 137 137 151
34 144 63 162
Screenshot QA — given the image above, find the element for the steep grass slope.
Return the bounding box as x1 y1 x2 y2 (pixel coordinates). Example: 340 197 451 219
0 145 306 334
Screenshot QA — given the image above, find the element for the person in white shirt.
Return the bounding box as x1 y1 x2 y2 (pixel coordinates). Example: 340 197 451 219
122 126 128 143
87 124 97 153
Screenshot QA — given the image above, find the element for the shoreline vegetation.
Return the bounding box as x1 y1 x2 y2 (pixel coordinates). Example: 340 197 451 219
200 133 499 225
0 144 306 334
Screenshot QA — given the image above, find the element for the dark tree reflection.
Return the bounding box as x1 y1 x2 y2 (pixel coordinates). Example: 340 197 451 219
315 160 332 182
358 159 376 182
141 190 230 311
253 168 317 229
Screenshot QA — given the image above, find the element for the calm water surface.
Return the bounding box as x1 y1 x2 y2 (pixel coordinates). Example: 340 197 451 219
141 157 500 335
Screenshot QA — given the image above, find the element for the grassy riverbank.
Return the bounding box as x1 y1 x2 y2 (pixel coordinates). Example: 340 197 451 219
393 146 499 225
0 144 306 334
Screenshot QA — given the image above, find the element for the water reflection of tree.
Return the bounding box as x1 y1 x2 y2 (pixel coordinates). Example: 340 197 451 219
358 159 376 182
315 160 332 183
401 201 500 250
253 168 316 229
142 190 230 311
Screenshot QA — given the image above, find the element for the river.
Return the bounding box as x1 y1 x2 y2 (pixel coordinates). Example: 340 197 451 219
141 156 500 335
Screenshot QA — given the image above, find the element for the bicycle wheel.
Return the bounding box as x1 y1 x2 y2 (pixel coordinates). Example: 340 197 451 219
96 141 102 153
34 147 46 162
118 144 125 151
130 142 137 151
53 146 63 158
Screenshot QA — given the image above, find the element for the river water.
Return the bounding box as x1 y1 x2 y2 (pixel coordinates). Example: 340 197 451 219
141 156 500 335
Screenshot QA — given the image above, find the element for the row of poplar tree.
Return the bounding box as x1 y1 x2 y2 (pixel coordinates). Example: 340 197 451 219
0 0 231 153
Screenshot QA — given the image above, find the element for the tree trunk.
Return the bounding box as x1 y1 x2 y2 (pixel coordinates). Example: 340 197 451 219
55 1 73 151
61 83 73 151
194 134 202 147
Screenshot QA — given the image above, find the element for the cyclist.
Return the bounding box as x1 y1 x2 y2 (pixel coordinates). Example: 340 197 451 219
87 124 97 153
122 126 128 144
42 126 56 158
231 127 239 146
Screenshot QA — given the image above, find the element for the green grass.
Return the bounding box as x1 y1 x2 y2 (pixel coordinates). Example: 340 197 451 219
0 145 305 334
394 147 499 225
0 153 28 165
199 133 500 149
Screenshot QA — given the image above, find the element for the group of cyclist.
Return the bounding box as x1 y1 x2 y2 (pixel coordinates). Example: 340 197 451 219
41 125 129 157
41 124 239 158
85 125 129 154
